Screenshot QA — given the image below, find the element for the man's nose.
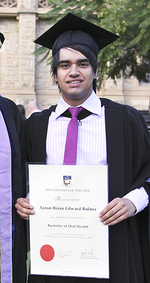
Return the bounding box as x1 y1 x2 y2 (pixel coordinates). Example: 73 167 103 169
69 64 80 76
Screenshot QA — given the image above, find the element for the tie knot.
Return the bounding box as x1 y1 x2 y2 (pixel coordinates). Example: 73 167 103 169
68 107 82 118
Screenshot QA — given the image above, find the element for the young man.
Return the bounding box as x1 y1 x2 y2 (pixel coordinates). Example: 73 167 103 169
0 32 27 283
15 14 150 283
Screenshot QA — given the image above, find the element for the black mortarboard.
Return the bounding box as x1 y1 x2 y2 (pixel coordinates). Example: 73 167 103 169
35 13 119 57
0 32 5 49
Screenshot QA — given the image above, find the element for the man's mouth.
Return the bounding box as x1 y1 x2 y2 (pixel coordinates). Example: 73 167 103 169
67 80 82 84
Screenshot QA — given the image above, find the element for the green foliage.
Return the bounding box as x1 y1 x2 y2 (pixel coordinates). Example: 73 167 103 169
36 0 150 88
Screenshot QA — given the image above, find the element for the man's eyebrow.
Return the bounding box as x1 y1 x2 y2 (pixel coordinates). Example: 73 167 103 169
77 59 90 63
58 60 71 65
58 59 90 65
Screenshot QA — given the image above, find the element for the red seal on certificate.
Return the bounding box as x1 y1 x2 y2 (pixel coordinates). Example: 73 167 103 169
40 245 55 261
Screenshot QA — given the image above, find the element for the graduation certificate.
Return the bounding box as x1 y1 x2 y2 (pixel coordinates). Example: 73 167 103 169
29 164 109 278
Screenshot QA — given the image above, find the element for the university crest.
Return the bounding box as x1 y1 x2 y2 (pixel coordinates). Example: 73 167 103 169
63 176 72 186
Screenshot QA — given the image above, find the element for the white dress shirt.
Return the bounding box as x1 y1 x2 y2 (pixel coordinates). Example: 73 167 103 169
46 91 149 213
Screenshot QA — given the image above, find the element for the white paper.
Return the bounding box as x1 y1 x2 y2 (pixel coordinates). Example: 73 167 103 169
29 164 109 278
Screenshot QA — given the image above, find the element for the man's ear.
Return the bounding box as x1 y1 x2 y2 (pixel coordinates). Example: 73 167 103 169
54 74 58 82
94 68 98 79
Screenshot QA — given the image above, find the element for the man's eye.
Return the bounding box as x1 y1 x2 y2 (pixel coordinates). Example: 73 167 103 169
60 64 70 68
79 63 89 67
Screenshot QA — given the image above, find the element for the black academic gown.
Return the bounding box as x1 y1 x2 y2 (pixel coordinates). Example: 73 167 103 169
26 98 150 283
0 96 27 283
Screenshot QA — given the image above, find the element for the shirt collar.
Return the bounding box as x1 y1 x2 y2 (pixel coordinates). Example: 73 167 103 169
54 91 102 119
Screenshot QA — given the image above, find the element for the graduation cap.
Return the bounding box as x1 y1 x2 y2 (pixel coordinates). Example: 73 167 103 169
35 13 119 57
0 32 5 49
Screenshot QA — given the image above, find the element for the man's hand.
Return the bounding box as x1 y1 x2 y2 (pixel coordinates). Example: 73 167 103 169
15 198 35 220
99 197 136 226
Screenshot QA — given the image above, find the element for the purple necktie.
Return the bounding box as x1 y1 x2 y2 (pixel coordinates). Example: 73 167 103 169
63 107 82 165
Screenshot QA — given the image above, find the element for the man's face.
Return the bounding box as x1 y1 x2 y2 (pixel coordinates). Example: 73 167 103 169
55 48 97 106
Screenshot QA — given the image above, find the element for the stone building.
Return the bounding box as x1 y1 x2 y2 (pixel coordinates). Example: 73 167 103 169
0 0 150 117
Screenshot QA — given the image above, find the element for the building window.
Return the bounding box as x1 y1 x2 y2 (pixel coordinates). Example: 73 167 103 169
142 73 150 84
38 0 50 8
0 0 17 7
146 73 150 83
